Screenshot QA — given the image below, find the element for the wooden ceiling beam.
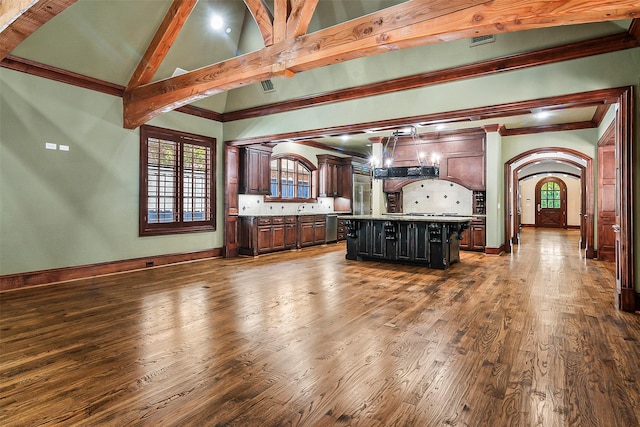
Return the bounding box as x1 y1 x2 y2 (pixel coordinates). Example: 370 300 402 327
501 121 596 136
0 0 37 32
244 0 274 46
630 18 640 39
123 0 640 129
127 0 198 89
0 0 77 61
273 0 289 44
286 0 318 38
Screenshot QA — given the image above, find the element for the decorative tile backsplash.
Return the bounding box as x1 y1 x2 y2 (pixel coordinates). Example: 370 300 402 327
238 195 335 216
402 180 473 215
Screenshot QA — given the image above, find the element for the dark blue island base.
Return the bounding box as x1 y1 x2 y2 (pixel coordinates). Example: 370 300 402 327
339 215 471 270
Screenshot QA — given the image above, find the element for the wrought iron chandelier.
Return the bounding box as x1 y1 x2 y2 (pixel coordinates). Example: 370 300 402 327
372 126 439 180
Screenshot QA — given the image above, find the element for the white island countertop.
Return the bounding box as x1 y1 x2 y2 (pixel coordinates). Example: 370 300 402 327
338 214 472 223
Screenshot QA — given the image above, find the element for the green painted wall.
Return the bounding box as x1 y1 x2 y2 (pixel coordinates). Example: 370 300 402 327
223 49 639 141
2 42 639 296
226 21 628 112
0 69 224 276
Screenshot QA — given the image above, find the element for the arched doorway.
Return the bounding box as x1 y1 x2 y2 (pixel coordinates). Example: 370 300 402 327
505 148 590 253
502 86 634 311
535 177 567 228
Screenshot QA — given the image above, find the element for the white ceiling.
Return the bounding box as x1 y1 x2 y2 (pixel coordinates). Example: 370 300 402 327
300 105 605 156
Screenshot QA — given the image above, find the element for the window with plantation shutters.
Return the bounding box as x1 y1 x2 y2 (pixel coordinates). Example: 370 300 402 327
140 125 216 236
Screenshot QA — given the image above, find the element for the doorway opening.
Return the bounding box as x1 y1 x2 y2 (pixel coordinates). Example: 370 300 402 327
503 87 634 311
506 148 590 253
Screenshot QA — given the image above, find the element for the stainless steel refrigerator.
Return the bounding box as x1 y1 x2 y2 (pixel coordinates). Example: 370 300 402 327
352 174 372 215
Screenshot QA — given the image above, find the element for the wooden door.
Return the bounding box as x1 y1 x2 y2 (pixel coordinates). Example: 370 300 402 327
224 145 239 257
598 140 616 261
535 177 567 228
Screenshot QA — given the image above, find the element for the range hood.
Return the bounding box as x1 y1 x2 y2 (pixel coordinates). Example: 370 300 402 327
373 165 439 180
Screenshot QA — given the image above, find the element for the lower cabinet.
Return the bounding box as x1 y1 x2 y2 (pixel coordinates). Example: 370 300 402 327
299 215 326 247
337 219 347 241
459 217 486 251
239 215 326 256
256 223 273 253
397 221 430 262
345 219 464 269
284 216 297 248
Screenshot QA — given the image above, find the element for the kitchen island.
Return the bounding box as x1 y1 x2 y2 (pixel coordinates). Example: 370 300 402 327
338 214 472 269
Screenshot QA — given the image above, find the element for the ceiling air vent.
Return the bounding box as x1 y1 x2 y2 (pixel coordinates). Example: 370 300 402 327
470 34 495 47
260 79 275 93
172 67 188 77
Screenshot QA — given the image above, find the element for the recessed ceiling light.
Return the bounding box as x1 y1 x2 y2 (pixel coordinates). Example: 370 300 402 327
340 135 350 142
535 111 551 120
210 14 224 30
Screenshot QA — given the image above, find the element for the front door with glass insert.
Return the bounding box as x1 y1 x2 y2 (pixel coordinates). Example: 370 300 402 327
535 177 567 228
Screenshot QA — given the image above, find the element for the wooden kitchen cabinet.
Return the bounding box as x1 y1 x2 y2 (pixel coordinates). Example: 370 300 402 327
241 216 290 255
386 192 402 213
459 217 486 251
345 218 464 269
318 156 339 197
239 215 325 255
240 145 272 195
284 216 297 248
397 221 430 262
298 215 326 247
317 155 352 198
337 219 347 241
270 216 285 251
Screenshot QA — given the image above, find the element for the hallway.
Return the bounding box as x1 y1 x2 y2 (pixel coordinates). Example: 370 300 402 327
1 229 638 426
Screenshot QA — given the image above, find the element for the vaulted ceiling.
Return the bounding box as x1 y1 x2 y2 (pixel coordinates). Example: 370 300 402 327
1 0 639 152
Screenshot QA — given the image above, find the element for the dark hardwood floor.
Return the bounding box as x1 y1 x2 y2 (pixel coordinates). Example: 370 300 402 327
1 229 639 426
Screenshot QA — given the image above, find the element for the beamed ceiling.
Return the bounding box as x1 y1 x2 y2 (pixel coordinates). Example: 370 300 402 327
1 0 639 154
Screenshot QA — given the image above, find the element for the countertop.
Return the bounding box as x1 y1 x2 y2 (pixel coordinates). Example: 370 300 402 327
338 214 472 223
237 212 333 217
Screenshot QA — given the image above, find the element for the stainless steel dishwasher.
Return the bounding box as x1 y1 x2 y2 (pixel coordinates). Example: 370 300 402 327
326 214 338 243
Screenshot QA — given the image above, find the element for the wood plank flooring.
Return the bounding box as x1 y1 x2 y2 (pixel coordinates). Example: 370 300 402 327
1 228 639 426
